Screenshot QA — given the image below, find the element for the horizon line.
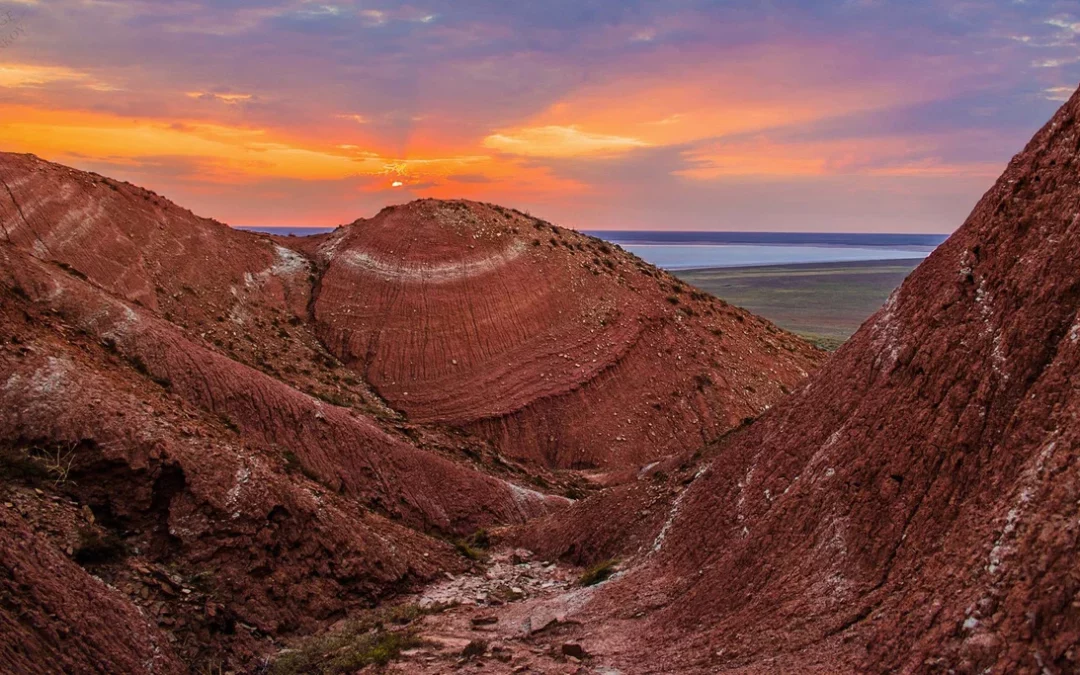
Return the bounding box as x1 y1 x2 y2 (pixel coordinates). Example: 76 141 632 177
232 225 953 236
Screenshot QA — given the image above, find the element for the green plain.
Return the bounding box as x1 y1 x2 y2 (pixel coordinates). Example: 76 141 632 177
676 258 922 350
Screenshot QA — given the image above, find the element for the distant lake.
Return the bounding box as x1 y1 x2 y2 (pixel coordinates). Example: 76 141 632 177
236 227 948 271
613 243 932 270
238 226 335 237
587 231 946 270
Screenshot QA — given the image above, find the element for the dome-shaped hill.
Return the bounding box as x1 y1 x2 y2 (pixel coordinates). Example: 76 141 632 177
308 199 823 469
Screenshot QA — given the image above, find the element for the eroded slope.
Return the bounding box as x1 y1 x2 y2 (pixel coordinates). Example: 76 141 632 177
310 200 821 468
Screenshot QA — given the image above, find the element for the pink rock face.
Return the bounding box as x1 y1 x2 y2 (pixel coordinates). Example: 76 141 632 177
579 89 1080 672
311 200 821 468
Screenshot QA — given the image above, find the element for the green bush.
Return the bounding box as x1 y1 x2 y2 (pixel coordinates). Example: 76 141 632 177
454 539 485 561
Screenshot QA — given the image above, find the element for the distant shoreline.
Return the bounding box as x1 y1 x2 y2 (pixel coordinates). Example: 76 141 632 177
674 257 928 275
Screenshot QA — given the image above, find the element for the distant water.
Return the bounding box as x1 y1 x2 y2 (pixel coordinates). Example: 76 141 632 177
614 244 933 270
587 231 946 270
584 231 947 248
236 226 335 237
236 226 947 271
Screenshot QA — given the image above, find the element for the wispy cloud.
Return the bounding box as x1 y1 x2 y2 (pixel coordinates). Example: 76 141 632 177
0 63 118 90
1032 56 1080 68
1043 86 1076 102
484 125 649 158
1046 18 1080 34
186 91 253 104
0 0 1075 231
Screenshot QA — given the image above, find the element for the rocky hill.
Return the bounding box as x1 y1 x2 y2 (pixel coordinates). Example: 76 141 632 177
0 153 819 672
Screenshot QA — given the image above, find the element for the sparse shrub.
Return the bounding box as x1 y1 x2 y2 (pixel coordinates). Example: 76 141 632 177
282 450 301 474
666 296 680 305
462 639 487 658
454 538 485 561
28 442 80 486
578 559 618 587
127 354 150 375
271 604 447 675
273 629 423 674
316 390 349 407
468 528 491 550
219 414 240 433
564 483 587 500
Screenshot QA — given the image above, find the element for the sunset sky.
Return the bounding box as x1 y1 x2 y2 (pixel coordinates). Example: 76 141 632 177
0 1 1077 232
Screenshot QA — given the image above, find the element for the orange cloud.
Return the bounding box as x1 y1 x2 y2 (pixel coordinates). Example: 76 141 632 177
678 133 1004 180
185 91 254 104
0 101 585 209
483 125 649 158
0 63 118 91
